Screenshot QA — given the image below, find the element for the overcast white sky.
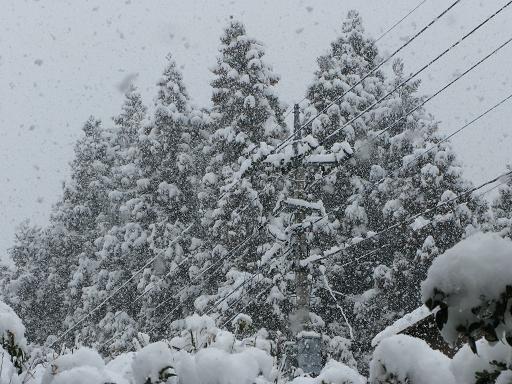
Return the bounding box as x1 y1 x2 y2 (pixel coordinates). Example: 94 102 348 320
1 0 511 256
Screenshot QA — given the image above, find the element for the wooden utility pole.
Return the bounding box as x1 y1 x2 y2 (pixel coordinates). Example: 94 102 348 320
290 104 321 376
272 104 351 376
292 103 310 330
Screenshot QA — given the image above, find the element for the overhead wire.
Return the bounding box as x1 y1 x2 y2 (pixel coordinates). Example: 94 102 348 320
140 5 512 344
230 169 512 329
321 1 512 146
201 2 472 298
90 1 511 352
170 2 467 314
374 0 428 44
326 169 512 262
306 34 512 192
263 0 463 158
178 1 512 339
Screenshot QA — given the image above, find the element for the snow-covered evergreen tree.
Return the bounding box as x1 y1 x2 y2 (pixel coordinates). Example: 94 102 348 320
294 10 487 367
67 94 147 351
8 116 114 344
135 53 205 338
296 9 387 355
346 57 487 363
196 20 288 332
5 222 51 343
67 54 207 354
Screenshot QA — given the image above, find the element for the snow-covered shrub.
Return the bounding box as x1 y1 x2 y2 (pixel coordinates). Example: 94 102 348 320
0 346 22 384
132 341 176 384
18 321 368 384
0 301 27 373
133 335 275 384
168 313 275 358
323 335 357 370
231 313 253 337
451 338 512 384
166 315 278 383
290 360 365 384
369 335 456 384
174 346 274 384
106 351 136 382
421 232 512 352
38 347 129 384
168 313 218 352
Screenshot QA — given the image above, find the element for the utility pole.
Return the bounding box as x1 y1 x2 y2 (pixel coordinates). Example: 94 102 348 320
292 104 309 326
290 104 321 376
268 104 352 376
291 104 310 331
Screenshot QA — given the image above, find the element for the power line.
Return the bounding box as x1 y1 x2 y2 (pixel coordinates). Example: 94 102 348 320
217 172 510 346
271 0 463 155
181 2 468 313
218 15 500 283
233 0 461 183
100 217 274 336
322 2 512 145
218 1 503 265
218 30 512 334
374 0 428 44
204 272 263 316
300 91 512 250
136 221 269 322
100 213 286 351
134 105 510 351
92 2 509 353
145 0 473 320
163 4 512 344
204 247 292 317
401 92 512 171
103 170 510 351
333 177 510 268
221 285 273 329
144 246 288 338
326 169 512 262
267 0 428 155
210 2 466 271
307 40 512 193
213 170 506 326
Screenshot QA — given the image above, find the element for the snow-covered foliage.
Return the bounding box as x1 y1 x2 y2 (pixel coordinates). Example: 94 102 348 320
369 334 512 384
22 317 279 384
422 232 512 350
0 301 27 353
0 347 22 384
291 360 365 384
451 338 512 384
19 318 365 384
132 342 176 384
0 300 27 376
37 347 128 384
369 335 455 384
